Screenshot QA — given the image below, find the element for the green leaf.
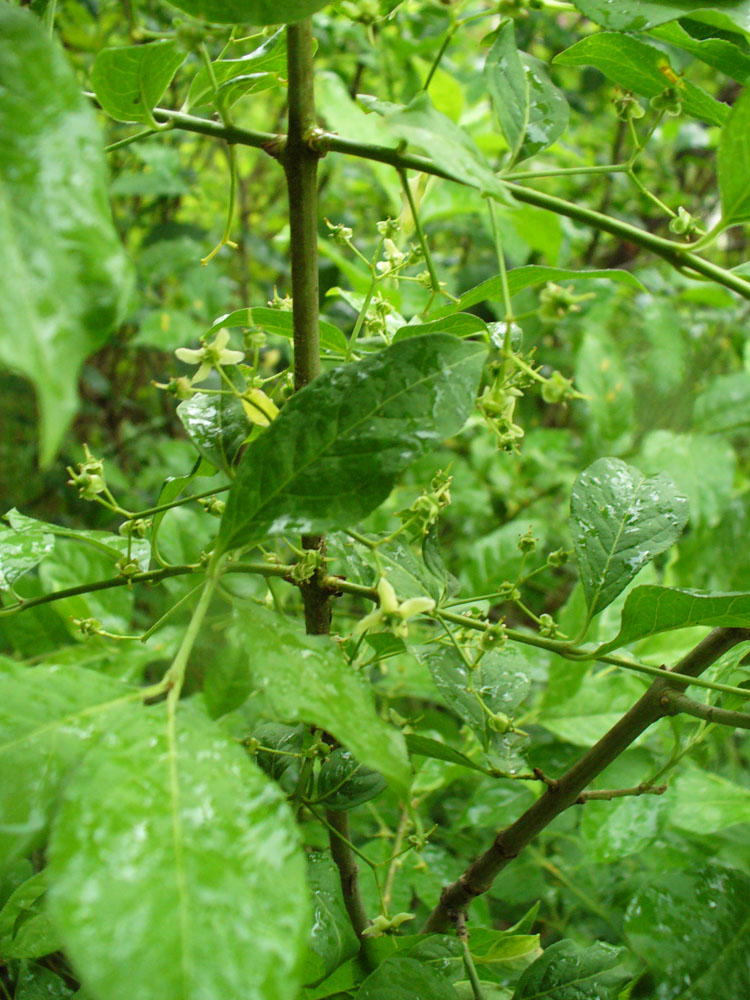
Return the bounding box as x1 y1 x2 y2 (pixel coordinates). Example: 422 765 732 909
228 608 411 796
91 41 186 124
14 964 73 1000
624 865 750 999
0 870 61 960
413 645 530 748
693 372 750 435
570 1 750 36
164 0 332 25
315 748 387 810
718 86 750 229
0 517 54 591
217 335 487 555
215 306 347 356
512 940 628 1000
431 267 644 319
355 955 459 1000
570 458 689 618
5 508 150 571
186 30 287 111
670 769 750 833
177 392 249 475
575 328 634 449
485 21 569 163
47 705 309 1000
252 722 305 781
392 314 488 343
0 7 132 465
650 21 750 82
405 733 496 775
596 585 750 654
382 92 514 203
553 33 729 126
303 852 360 987
640 430 735 528
0 660 133 863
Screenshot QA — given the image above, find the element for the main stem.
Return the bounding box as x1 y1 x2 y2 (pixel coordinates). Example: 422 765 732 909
283 19 368 943
422 627 750 933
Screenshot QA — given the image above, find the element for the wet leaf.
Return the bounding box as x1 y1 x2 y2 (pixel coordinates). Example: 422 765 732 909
596 585 750 654
485 20 569 163
512 940 628 999
0 870 60 960
0 7 132 464
177 392 249 475
624 865 750 999
570 458 689 618
0 516 54 591
355 955 459 1000
0 659 134 862
303 852 359 987
228 607 411 796
315 748 387 810
47 705 309 1000
217 335 486 555
5 509 150 572
568 1 750 36
91 41 186 124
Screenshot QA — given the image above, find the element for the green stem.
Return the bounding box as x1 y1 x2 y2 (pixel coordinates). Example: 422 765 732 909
460 930 486 1000
164 571 220 705
43 0 57 35
399 169 440 293
105 128 158 153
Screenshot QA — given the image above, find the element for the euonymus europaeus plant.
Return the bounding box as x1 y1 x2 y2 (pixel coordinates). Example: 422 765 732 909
2 1 750 998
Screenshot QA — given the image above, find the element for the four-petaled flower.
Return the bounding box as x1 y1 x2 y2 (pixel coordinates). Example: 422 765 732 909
354 576 435 639
175 329 244 384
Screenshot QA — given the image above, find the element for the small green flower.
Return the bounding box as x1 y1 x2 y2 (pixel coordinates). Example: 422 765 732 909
354 577 435 639
175 329 244 384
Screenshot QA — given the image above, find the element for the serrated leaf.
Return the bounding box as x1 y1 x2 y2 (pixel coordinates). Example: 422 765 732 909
718 86 750 229
315 748 387 810
177 392 249 475
485 21 568 164
91 41 186 124
47 706 309 1000
164 0 331 25
0 660 134 862
553 33 728 126
570 458 689 618
512 940 628 1000
303 852 360 987
624 865 750 999
0 8 132 465
596 585 750 654
217 335 486 555
228 608 411 796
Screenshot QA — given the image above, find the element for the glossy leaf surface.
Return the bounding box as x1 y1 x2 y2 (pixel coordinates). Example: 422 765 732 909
554 33 728 126
624 865 750 999
485 20 568 163
48 705 309 1000
569 1 750 35
570 458 689 617
228 608 411 795
0 660 133 862
0 870 61 960
512 940 628 999
0 517 54 590
355 955 459 1000
217 335 486 554
0 8 131 464
303 852 359 987
91 41 186 124
315 748 387 810
177 392 249 475
597 585 750 654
